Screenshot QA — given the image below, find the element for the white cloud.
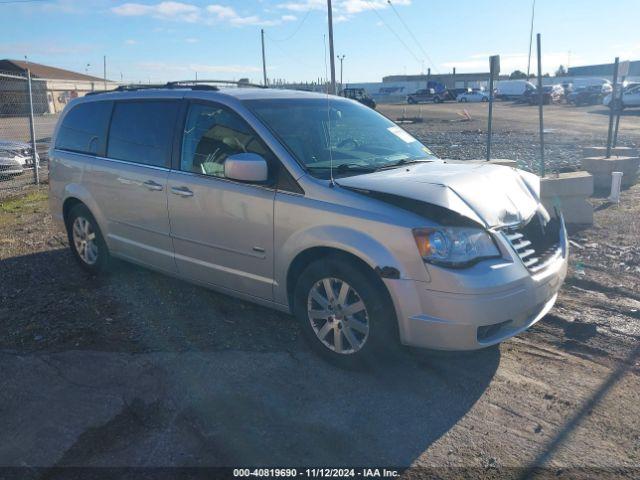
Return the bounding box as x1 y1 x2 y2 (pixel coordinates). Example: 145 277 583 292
124 39 138 45
184 37 199 43
113 2 297 27
277 0 410 21
112 2 200 22
206 5 236 19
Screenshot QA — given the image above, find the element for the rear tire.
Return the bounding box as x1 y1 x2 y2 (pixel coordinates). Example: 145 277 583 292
293 255 398 368
66 204 111 274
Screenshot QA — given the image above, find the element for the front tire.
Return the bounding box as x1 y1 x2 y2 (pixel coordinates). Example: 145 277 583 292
66 204 110 274
293 256 397 367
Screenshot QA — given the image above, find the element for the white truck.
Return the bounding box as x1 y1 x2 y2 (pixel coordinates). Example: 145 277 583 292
495 80 536 100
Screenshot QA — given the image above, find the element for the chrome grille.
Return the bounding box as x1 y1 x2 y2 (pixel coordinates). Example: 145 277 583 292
503 218 562 273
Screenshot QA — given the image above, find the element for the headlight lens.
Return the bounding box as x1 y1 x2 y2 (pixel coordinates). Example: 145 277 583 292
413 227 500 267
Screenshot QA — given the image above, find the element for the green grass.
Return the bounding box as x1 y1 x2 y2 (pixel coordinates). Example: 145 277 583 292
0 189 48 215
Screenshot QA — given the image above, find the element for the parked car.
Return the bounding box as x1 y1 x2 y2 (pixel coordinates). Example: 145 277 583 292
523 85 564 105
603 83 640 110
567 85 606 106
0 140 37 178
406 88 451 104
457 90 490 102
340 87 376 109
49 85 568 366
495 80 536 100
449 87 472 98
571 77 612 92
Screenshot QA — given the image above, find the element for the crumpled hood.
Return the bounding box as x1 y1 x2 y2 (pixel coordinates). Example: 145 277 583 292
337 161 540 228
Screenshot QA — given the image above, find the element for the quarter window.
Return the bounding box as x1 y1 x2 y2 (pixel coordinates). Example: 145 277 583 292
180 103 274 179
55 101 112 155
107 101 179 168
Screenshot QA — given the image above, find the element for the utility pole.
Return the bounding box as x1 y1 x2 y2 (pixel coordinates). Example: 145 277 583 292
526 0 536 77
337 54 346 91
536 33 545 177
327 0 337 94
261 29 268 86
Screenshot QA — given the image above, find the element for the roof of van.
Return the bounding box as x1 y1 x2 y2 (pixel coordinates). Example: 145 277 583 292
83 86 339 102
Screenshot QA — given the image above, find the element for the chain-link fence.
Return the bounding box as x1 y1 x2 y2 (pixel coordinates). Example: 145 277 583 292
0 70 58 194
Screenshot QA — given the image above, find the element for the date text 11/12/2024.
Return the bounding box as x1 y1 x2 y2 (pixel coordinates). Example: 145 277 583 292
233 468 400 477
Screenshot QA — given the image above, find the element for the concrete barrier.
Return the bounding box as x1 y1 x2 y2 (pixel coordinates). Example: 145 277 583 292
582 146 638 158
581 156 640 189
540 171 593 226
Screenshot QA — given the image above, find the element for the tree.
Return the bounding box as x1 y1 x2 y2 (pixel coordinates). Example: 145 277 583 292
555 65 568 77
509 70 528 79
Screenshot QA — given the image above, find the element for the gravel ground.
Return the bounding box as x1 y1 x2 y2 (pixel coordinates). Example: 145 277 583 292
378 101 640 173
0 102 639 478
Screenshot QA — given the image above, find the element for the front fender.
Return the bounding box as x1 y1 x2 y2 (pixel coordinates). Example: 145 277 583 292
274 225 422 306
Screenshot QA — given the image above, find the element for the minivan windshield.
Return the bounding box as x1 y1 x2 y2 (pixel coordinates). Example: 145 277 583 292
244 98 438 178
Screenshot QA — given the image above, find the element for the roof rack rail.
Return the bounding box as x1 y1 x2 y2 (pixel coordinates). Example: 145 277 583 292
85 79 267 96
166 79 267 89
85 84 169 96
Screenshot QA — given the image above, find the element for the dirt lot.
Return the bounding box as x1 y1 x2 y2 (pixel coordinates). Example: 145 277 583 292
379 101 640 173
0 102 639 478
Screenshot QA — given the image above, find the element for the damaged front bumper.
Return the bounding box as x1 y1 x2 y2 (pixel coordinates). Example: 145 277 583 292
386 215 568 350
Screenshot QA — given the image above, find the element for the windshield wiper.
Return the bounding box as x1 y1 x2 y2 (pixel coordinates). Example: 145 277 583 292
306 163 377 173
377 158 433 170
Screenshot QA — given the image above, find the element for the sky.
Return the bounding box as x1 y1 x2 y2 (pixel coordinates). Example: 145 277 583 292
1 0 639 84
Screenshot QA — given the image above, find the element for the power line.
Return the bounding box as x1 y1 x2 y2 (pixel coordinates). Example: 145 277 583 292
526 0 536 77
0 0 49 4
266 7 314 43
386 0 438 73
364 0 423 67
263 31 321 71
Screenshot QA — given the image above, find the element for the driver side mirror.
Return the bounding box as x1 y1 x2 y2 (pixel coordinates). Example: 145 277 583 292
224 153 268 183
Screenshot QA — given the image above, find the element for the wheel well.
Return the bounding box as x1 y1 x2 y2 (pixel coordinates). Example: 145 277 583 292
62 197 84 226
286 247 392 310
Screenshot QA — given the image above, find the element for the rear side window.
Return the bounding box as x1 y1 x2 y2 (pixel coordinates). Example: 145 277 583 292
55 101 112 155
107 101 179 168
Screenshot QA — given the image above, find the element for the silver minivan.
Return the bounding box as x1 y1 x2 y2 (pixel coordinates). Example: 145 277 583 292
49 84 568 366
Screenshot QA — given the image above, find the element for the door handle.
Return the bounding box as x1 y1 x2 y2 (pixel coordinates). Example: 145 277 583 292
143 180 164 191
171 186 194 197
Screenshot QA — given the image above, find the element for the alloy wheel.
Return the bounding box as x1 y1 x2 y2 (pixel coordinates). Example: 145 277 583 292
72 216 98 265
307 277 370 354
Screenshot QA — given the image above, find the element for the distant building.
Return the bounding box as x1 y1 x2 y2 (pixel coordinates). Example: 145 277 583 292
0 59 118 115
568 60 640 79
382 72 508 89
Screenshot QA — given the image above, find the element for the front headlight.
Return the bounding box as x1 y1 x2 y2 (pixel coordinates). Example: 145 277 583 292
413 227 500 268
